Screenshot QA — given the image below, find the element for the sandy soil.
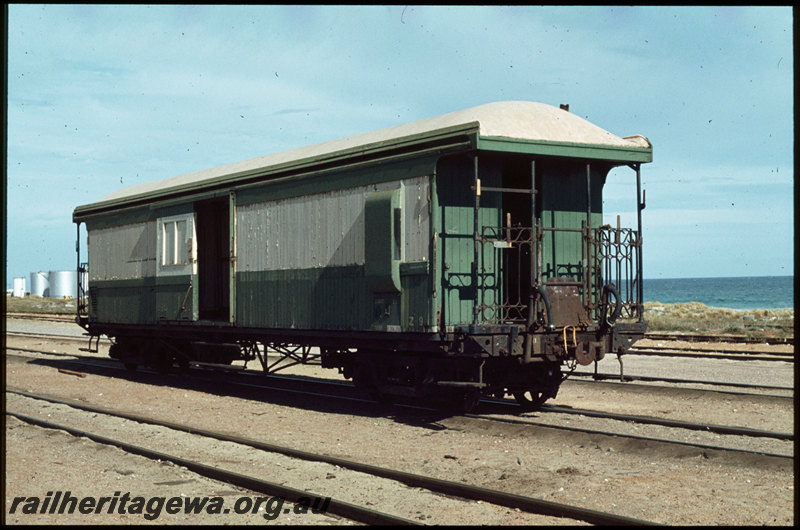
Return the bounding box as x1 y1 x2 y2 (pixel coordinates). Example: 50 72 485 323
3 322 795 525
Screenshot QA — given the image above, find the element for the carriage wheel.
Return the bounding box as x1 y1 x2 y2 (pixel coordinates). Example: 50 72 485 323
153 355 173 374
147 342 173 374
352 363 374 390
448 388 481 414
353 363 393 404
513 389 547 411
111 342 138 371
176 356 190 373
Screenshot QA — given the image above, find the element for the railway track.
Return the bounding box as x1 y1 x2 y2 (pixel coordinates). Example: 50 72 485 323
6 347 793 460
6 329 793 397
5 312 78 323
7 325 794 364
7 334 793 399
628 346 793 362
634 343 794 356
10 344 794 404
7 327 793 405
536 403 793 441
567 370 793 392
7 343 794 415
643 331 794 346
5 408 415 526
6 312 795 345
7 388 656 526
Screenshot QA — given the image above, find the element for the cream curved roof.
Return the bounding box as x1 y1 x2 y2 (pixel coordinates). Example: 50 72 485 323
97 101 650 204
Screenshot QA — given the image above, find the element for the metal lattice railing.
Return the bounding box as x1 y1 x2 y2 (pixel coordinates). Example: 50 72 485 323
593 226 643 321
474 223 643 325
476 225 534 323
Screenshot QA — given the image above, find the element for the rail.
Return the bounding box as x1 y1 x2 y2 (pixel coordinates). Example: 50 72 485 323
8 389 659 526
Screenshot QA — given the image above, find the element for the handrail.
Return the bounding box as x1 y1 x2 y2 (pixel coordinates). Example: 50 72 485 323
474 223 642 325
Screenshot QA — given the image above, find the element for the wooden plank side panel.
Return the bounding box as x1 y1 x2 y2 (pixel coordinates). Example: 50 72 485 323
436 155 502 326
236 267 371 330
539 163 606 291
90 276 191 325
88 221 157 281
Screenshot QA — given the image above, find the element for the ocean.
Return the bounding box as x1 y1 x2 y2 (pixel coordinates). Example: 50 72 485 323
643 276 794 311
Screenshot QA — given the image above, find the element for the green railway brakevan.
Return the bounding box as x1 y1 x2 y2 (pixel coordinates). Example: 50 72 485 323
73 101 651 412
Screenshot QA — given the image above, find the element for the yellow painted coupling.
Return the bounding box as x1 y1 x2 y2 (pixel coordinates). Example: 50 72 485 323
562 326 577 353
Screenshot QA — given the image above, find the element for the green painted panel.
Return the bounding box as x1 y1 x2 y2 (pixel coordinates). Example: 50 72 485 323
92 283 154 324
435 155 502 326
432 154 617 327
400 262 432 331
90 275 193 324
236 264 432 332
236 267 373 330
477 136 652 163
539 163 605 293
90 266 432 332
364 188 402 292
155 280 194 321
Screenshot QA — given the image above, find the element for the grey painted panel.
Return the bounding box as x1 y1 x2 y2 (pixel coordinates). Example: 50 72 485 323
236 175 429 272
88 221 156 281
403 177 430 262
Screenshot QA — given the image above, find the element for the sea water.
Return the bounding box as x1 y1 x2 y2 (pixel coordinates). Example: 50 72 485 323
643 276 794 310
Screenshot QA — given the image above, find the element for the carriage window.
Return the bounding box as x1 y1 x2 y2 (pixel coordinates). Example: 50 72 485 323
162 219 187 266
157 214 194 276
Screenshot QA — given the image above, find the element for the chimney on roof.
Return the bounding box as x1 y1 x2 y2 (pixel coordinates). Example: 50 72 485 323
560 104 570 112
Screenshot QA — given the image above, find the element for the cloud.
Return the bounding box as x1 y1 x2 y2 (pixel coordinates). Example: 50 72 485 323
5 5 794 285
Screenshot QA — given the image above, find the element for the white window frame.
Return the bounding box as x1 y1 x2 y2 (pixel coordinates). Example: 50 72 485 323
156 213 196 277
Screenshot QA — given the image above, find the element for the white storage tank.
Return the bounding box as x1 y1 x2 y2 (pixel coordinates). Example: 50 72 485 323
30 271 50 297
48 270 77 298
13 277 26 297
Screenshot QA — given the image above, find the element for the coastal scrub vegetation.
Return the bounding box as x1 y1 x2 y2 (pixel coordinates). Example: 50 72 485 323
643 301 794 338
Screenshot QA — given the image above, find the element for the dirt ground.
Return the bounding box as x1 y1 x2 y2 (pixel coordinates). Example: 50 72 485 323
3 324 796 525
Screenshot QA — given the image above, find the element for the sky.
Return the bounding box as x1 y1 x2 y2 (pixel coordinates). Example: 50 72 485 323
4 4 795 289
